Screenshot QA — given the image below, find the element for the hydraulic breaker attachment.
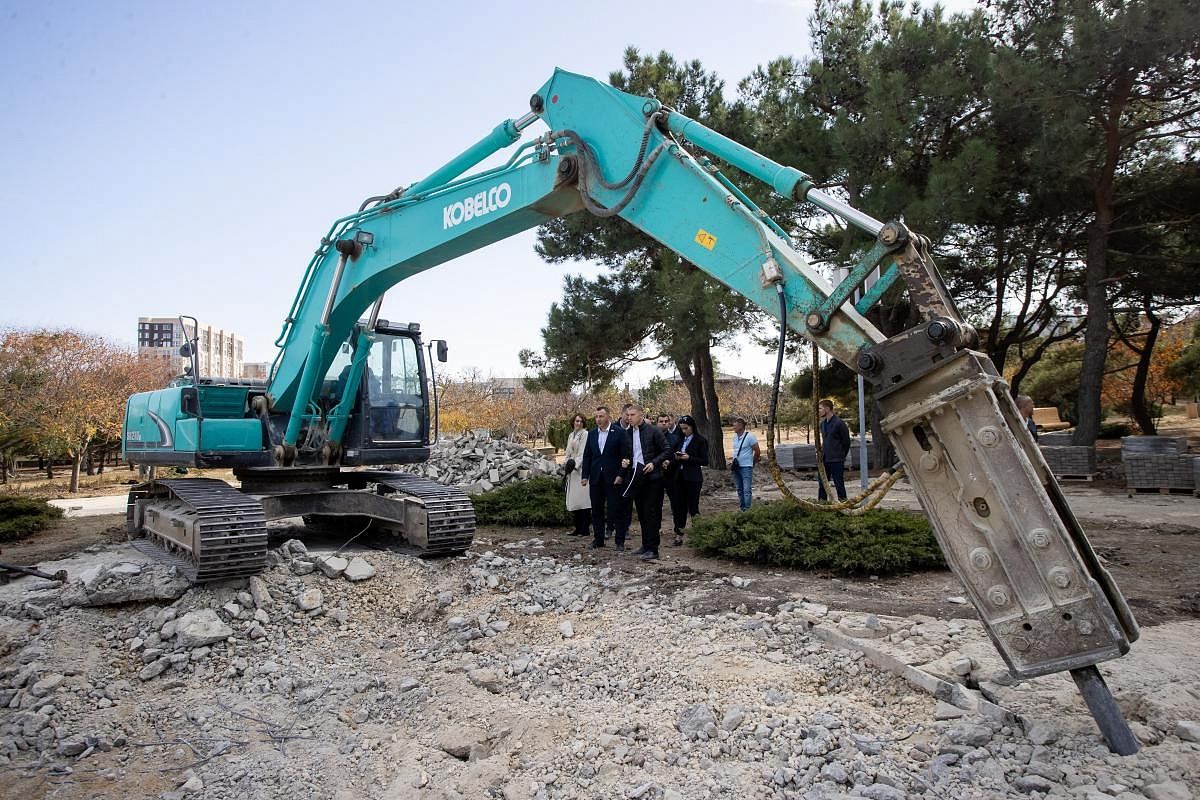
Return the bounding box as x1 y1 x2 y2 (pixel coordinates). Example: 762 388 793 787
875 347 1140 754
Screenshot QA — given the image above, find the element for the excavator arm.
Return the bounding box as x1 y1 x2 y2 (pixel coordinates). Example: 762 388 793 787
253 68 1136 752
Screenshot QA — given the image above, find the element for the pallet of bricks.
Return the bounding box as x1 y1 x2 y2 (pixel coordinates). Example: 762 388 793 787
1039 442 1096 481
773 441 873 471
1120 436 1196 494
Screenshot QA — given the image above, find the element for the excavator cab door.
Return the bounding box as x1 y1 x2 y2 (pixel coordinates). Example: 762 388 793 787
337 324 431 466
363 331 425 444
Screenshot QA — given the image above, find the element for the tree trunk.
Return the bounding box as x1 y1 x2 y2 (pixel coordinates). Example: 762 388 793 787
869 397 896 469
698 345 726 468
46 458 54 480
675 352 709 449
1075 96 1126 446
1074 225 1111 446
1129 306 1161 435
0 455 7 485
69 453 83 493
674 346 726 469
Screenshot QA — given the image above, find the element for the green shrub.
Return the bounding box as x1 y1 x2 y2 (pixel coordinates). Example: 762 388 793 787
472 476 572 528
687 501 945 576
1098 421 1133 439
0 496 64 542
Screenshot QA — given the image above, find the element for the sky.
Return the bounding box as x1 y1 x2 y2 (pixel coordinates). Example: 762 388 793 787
0 0 983 388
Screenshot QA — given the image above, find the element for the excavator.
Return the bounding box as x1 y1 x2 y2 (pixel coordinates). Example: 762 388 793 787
122 68 1140 753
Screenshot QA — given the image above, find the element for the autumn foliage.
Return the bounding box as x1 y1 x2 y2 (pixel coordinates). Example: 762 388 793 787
0 329 173 492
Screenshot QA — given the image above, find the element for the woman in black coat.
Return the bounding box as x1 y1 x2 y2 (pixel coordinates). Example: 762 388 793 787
670 415 708 546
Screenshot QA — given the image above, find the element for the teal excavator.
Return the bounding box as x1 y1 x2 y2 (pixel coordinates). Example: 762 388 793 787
122 69 1141 753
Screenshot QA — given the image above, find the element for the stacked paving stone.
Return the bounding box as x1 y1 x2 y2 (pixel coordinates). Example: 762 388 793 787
399 430 559 493
774 441 873 470
773 443 816 469
1037 431 1074 446
1039 445 1096 479
1121 436 1195 491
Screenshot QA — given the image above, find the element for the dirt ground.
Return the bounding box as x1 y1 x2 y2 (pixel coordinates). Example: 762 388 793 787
5 485 1196 630
473 490 1200 628
3 407 1196 626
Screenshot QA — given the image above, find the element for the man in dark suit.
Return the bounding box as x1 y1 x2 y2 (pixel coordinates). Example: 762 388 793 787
579 406 626 550
620 404 671 560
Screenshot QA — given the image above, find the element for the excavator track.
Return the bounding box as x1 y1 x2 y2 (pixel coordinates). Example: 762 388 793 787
360 471 476 555
127 478 269 583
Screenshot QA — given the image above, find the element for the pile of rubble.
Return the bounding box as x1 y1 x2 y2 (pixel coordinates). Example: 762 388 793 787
1 534 1197 799
399 431 559 493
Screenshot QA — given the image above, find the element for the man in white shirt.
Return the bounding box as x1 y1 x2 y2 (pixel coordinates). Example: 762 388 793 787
728 417 761 511
619 404 670 559
579 406 627 549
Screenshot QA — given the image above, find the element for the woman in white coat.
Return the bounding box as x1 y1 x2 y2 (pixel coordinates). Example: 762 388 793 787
563 413 592 536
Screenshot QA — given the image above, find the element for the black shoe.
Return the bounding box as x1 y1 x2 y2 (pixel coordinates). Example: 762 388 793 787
590 542 605 549
639 551 659 561
615 544 626 552
634 547 649 555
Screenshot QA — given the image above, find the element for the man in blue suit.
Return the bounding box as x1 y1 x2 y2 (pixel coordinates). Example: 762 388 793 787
579 405 627 550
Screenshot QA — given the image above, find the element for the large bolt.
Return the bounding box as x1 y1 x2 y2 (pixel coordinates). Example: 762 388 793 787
1049 567 1072 588
987 586 1009 607
978 427 1000 447
880 226 898 245
926 318 956 344
971 548 993 571
1030 528 1052 548
857 351 881 374
806 312 827 333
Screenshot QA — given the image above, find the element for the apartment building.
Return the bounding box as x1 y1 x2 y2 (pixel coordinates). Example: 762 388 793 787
242 361 271 381
137 317 244 378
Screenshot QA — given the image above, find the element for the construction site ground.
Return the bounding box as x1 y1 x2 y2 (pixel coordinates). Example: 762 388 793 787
0 411 1196 799
1 466 1198 800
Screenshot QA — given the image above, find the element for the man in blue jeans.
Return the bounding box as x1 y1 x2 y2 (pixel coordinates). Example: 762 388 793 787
727 417 760 511
817 399 851 501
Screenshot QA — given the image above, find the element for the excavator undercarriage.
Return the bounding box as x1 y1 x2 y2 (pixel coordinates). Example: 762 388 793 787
127 468 475 582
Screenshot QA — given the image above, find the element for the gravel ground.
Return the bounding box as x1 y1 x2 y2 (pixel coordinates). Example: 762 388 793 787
1 533 1198 800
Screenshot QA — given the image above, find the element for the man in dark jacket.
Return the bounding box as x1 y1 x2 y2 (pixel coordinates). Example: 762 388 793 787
620 404 670 560
818 399 851 501
669 414 708 545
657 412 684 537
579 406 627 549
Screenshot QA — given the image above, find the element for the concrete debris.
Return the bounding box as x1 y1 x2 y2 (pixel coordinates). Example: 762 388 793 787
398 430 559 492
315 555 348 579
343 557 376 582
296 588 323 612
61 563 189 608
0 535 1195 799
174 609 233 648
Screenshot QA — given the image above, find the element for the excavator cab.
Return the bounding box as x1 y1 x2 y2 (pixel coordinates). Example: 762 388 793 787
319 321 432 466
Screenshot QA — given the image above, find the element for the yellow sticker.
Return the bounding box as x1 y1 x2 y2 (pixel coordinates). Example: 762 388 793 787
694 229 717 250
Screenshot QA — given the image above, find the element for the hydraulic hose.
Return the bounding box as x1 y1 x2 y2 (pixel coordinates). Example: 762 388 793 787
764 284 905 515
553 112 668 218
